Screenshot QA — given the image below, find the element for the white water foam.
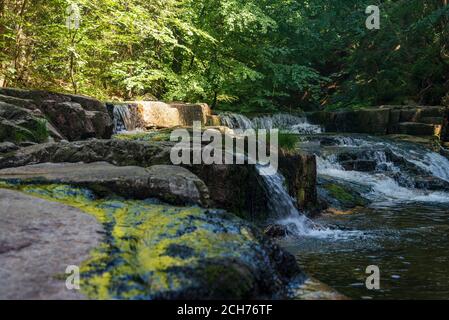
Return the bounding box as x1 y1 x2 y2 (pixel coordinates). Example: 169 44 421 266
220 113 322 134
256 164 360 239
317 156 449 204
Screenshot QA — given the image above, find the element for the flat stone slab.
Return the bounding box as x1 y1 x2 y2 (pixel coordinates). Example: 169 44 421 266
0 162 210 206
0 189 103 300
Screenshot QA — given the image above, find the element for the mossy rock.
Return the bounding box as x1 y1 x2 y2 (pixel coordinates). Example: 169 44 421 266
0 118 48 144
113 129 173 143
0 101 49 143
318 178 369 209
2 183 303 299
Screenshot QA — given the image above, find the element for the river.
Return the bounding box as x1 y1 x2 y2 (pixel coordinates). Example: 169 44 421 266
220 113 449 299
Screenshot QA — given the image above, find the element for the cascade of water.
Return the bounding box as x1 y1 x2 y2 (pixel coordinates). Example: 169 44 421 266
111 104 133 133
256 165 332 236
110 104 141 133
389 146 449 182
317 151 449 204
220 113 253 130
329 135 449 183
219 113 322 134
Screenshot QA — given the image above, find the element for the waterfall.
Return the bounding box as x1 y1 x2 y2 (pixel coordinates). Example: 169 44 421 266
220 113 322 134
108 103 141 133
256 165 303 218
220 113 254 130
256 165 332 237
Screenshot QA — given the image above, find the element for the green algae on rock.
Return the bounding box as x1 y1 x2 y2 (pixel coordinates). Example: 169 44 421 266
318 178 369 210
5 184 304 300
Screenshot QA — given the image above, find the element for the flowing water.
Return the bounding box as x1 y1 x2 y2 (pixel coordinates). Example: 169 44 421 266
256 164 331 236
219 113 322 134
221 112 449 299
108 103 142 133
282 133 449 299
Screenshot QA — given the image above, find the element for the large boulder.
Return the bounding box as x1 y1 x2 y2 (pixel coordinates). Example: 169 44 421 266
318 177 370 210
9 184 304 300
187 162 269 221
0 162 210 206
0 188 103 300
0 88 113 141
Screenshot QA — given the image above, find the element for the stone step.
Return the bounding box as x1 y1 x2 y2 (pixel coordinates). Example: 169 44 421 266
398 122 442 136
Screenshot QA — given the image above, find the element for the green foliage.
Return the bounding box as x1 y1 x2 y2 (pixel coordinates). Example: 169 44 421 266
32 119 50 143
0 0 448 111
278 133 299 152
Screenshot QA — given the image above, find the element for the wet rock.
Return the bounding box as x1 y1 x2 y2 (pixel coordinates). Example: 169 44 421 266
318 178 369 209
319 137 340 146
0 188 103 300
0 88 113 141
348 108 390 134
0 142 18 153
341 160 377 172
420 117 445 125
0 162 210 206
414 176 449 192
264 224 290 238
188 162 269 221
319 108 391 134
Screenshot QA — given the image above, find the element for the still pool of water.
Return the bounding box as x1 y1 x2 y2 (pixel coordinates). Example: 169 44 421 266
279 203 449 300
